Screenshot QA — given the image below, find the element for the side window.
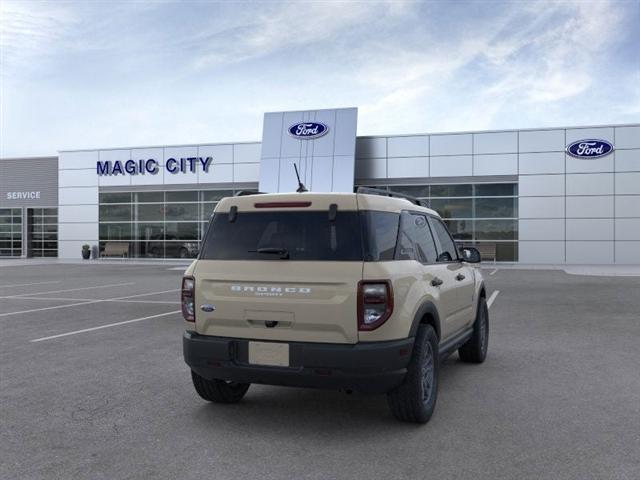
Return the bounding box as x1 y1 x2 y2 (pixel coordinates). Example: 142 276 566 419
360 211 400 261
396 212 438 263
429 217 458 262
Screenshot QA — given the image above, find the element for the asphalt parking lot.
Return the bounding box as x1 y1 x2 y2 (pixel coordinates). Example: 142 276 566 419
1 263 639 480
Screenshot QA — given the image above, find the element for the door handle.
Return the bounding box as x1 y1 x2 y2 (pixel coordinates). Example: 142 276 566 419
456 274 466 281
431 277 443 287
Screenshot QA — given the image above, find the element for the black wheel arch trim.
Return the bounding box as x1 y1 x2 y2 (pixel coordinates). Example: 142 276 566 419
477 281 487 321
478 281 486 300
409 301 442 340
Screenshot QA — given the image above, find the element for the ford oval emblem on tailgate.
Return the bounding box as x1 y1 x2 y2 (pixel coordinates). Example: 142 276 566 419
200 304 215 312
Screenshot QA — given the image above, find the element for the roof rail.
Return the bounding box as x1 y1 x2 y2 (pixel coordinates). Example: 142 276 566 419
356 186 429 208
234 190 266 197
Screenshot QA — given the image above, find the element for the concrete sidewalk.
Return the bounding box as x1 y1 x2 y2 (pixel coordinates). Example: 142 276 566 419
482 263 640 277
0 258 193 268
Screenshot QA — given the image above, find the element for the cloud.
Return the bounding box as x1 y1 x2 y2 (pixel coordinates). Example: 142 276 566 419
0 0 637 157
487 0 623 100
188 1 409 70
0 1 77 73
357 0 634 134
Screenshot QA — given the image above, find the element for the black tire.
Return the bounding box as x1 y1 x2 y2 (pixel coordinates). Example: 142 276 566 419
387 325 439 424
458 296 489 363
191 371 250 403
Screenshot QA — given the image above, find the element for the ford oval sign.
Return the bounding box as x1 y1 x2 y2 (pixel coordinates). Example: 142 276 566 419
288 122 329 139
566 139 614 159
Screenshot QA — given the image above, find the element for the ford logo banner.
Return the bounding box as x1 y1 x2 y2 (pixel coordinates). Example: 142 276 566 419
566 139 614 159
288 122 329 139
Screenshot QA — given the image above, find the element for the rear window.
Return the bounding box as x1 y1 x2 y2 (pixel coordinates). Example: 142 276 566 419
200 211 363 261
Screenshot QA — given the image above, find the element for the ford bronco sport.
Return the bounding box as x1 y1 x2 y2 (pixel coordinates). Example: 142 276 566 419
182 188 488 423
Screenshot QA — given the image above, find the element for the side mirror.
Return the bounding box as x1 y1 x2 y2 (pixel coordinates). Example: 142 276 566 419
436 252 453 262
460 247 481 263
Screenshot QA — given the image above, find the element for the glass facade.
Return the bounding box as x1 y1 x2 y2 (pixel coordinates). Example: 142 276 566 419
98 189 255 258
0 208 22 257
358 183 519 261
28 208 58 257
98 184 517 261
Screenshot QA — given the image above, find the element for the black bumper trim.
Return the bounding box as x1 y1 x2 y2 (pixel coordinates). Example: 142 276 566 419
183 331 414 394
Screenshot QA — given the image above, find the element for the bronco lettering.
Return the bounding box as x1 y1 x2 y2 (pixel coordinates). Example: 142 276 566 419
230 285 312 294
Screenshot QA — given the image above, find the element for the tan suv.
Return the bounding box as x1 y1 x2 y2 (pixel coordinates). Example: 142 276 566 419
182 188 488 423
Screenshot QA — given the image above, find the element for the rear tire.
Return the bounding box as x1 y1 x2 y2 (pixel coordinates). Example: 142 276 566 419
191 371 250 403
458 297 489 363
387 325 439 424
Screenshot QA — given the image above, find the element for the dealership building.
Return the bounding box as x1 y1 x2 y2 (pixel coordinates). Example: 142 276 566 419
1 108 639 264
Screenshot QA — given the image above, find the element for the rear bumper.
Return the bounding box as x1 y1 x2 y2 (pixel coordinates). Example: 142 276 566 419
183 331 414 394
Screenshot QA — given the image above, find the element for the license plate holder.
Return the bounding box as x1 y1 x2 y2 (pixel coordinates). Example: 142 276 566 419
248 341 290 367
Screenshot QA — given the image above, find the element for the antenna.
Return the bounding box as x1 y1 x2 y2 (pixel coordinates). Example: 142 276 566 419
293 163 308 193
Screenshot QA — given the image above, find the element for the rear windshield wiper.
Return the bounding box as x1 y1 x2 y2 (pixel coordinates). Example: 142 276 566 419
249 247 290 259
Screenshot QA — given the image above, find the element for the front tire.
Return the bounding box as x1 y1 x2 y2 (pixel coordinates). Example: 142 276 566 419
387 324 439 423
191 371 250 403
458 296 489 363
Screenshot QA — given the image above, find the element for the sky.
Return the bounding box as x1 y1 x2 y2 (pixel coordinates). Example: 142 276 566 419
1 0 639 157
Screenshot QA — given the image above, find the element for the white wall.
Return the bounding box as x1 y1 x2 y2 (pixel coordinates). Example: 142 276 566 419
259 108 357 193
516 125 640 264
58 151 100 259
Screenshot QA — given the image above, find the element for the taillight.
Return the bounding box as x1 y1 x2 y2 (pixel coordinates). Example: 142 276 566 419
182 276 195 322
358 280 393 331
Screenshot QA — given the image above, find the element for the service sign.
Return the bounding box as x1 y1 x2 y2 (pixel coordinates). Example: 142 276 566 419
566 139 614 159
6 191 40 200
288 122 329 140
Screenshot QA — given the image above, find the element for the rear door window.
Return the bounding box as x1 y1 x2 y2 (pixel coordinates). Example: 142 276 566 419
396 212 438 263
429 216 459 262
200 211 363 261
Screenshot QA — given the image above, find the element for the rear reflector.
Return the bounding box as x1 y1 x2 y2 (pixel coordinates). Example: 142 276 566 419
254 201 312 208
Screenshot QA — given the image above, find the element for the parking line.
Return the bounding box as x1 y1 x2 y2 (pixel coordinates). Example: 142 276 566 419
108 299 178 304
0 289 179 318
0 299 104 317
30 310 181 342
0 281 60 289
0 282 136 299
487 290 500 308
489 269 498 276
111 289 177 299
